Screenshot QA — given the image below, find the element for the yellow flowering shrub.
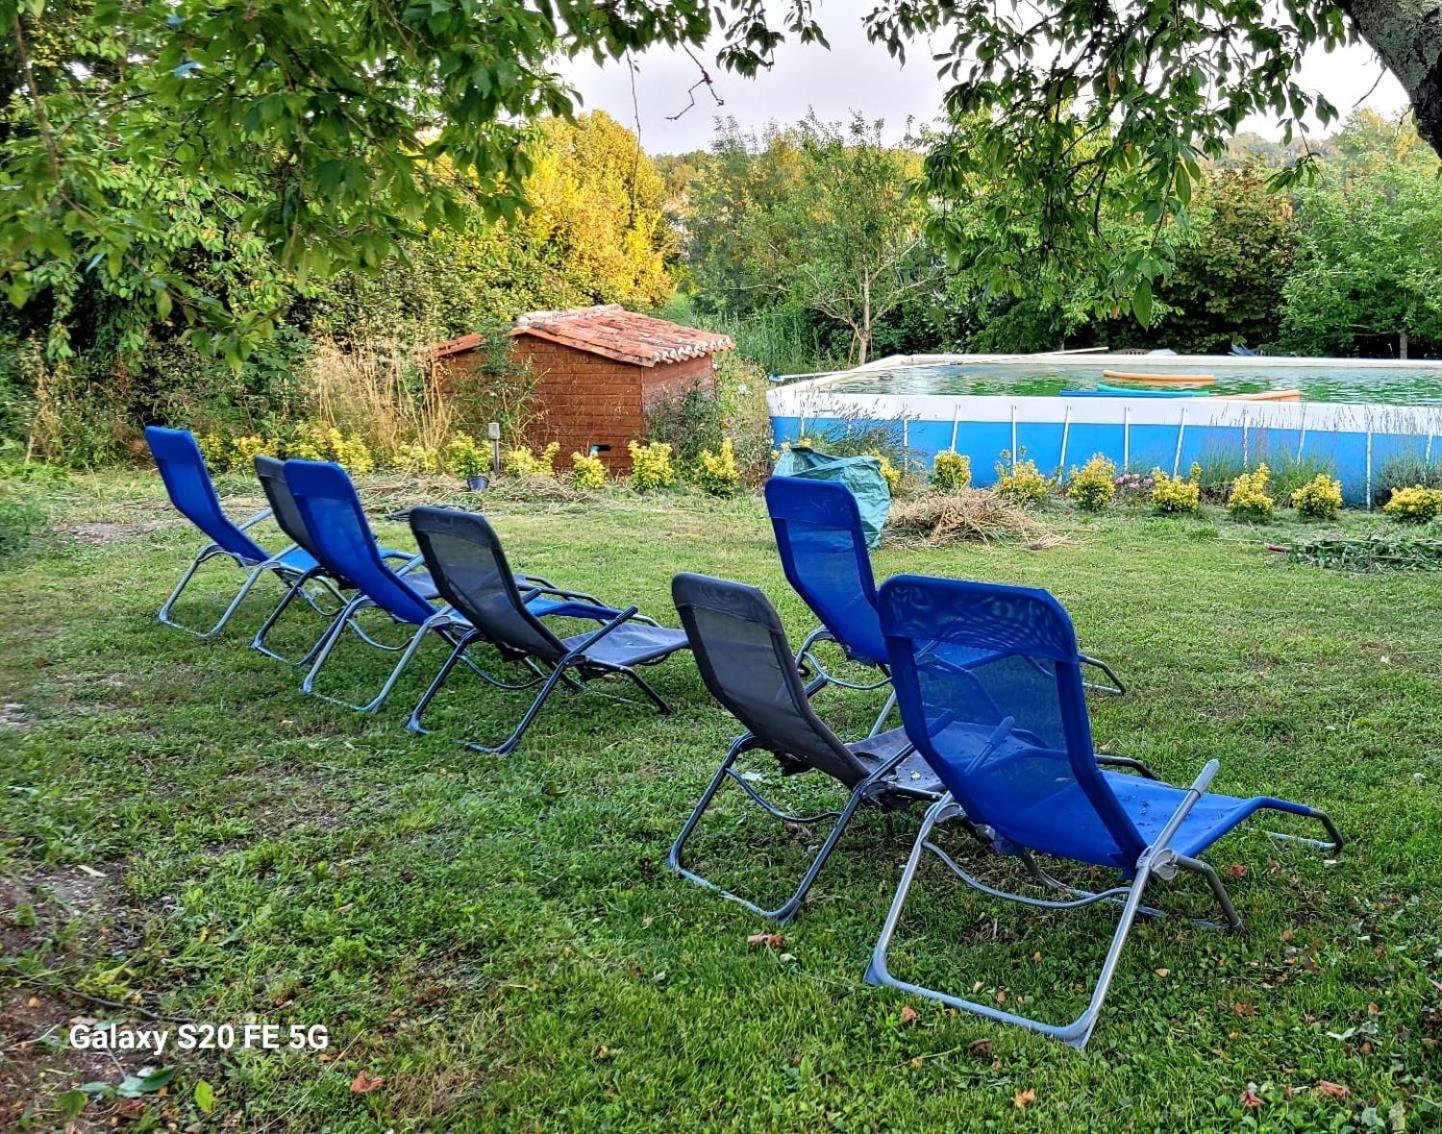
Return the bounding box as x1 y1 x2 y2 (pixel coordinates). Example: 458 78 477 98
502 441 560 478
329 431 375 474
628 440 676 491
1290 473 1343 520
395 442 440 475
867 450 902 495
285 422 330 462
1383 484 1442 524
994 459 1052 508
444 433 488 478
229 435 269 468
1151 469 1201 514
695 438 743 497
1227 462 1274 521
930 450 972 491
570 451 607 490
1066 454 1117 512
197 431 228 470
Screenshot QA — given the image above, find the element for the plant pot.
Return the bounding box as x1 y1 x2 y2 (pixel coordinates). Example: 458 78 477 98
465 474 490 492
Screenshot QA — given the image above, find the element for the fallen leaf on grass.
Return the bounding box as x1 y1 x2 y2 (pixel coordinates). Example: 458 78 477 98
747 932 785 951
1154 968 1170 979
1014 1089 1036 1110
995 989 1007 1005
349 1071 384 1095
1232 1002 1257 1017
967 1039 992 1058
1240 1087 1264 1109
1225 865 1248 878
1317 1081 1351 1100
900 1005 919 1025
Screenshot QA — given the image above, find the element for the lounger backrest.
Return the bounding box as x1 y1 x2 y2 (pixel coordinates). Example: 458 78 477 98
145 426 267 563
765 477 887 666
671 573 872 786
878 574 1145 868
408 506 567 664
253 456 317 556
282 460 436 626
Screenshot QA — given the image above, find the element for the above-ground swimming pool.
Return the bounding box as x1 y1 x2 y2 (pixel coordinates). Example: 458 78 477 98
768 353 1442 506
829 356 1442 405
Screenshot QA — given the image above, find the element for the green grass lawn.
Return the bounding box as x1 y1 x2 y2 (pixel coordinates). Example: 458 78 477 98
3 474 1441 1131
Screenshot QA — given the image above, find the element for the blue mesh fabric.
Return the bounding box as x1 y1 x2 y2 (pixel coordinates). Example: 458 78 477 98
146 426 267 562
765 477 888 665
879 575 1147 869
283 461 436 626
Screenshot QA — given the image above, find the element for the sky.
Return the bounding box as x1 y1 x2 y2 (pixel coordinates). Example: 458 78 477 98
556 1 1409 156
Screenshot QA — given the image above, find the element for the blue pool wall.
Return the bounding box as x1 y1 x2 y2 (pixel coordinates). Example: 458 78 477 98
766 392 1442 507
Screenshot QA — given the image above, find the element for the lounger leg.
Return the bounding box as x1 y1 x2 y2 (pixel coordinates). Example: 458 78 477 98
462 664 573 756
301 602 445 714
865 793 1165 1049
252 567 330 663
1176 855 1243 932
619 666 672 716
1080 653 1126 696
670 739 910 923
158 545 269 638
868 691 898 738
405 632 474 736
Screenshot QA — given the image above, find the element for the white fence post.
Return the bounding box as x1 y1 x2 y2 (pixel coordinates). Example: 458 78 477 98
1365 426 1374 511
1010 403 1018 467
1172 406 1187 477
1122 406 1131 471
949 403 960 452
1059 404 1072 473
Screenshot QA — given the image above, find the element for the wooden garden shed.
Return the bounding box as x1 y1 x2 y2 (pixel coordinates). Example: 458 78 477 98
427 305 733 474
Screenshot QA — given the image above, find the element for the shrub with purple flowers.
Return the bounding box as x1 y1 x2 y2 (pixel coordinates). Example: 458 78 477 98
1113 470 1157 503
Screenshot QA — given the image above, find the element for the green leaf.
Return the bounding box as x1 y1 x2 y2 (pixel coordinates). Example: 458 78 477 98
56 1089 88 1118
1131 279 1154 325
118 1066 176 1098
194 1079 215 1113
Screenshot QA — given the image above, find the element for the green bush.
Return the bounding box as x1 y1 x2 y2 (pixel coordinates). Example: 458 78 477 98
930 450 972 491
1066 454 1118 512
694 438 743 497
1227 463 1274 522
628 441 677 491
994 458 1052 508
1150 469 1201 514
1290 473 1343 520
1384 485 1442 524
569 451 607 490
0 488 44 557
1374 454 1442 508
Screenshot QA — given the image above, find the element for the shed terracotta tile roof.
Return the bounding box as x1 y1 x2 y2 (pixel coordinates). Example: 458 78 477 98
509 305 733 367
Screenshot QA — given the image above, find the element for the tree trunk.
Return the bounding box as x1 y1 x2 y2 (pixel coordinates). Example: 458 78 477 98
1340 0 1442 155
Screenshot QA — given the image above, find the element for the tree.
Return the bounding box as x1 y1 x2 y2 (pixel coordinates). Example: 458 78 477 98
4 0 1442 355
1281 161 1442 358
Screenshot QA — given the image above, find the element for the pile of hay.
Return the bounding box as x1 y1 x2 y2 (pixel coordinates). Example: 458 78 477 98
886 489 1067 549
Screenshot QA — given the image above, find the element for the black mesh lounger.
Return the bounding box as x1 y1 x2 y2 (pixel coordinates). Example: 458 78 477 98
668 572 944 923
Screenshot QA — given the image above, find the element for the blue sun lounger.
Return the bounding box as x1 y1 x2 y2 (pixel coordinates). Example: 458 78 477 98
764 476 1125 732
281 460 621 713
145 426 318 638
865 574 1342 1048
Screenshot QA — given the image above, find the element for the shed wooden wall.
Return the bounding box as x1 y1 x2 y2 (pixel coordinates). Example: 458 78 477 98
504 338 716 473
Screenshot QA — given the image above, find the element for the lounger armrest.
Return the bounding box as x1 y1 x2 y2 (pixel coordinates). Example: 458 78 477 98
388 553 426 575
565 605 639 658
1145 758 1221 860
237 506 274 531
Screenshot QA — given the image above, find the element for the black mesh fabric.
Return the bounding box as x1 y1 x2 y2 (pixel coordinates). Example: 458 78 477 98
671 573 872 787
409 506 566 663
254 457 317 555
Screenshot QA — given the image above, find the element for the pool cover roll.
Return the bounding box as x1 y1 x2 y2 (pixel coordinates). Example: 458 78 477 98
771 446 892 548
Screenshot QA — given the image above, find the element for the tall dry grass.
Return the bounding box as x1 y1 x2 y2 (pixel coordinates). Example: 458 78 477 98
302 339 454 457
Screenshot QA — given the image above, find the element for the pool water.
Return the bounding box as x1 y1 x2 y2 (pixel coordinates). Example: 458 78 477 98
826 359 1442 405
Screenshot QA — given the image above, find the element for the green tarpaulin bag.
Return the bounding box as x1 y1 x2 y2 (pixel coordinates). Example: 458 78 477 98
771 447 892 548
